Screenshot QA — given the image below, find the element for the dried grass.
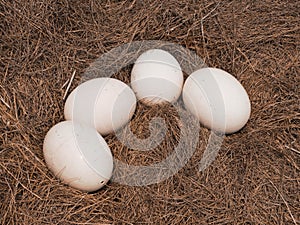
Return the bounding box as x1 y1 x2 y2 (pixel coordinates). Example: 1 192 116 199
0 0 299 224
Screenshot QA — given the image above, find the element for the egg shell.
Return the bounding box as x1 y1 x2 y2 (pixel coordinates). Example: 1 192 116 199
43 121 113 192
131 49 183 105
64 78 136 135
183 67 251 134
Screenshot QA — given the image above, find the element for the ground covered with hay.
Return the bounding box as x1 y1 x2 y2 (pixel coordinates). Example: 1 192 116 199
0 0 299 224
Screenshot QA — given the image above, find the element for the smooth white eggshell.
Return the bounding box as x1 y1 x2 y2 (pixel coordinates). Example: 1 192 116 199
43 121 113 192
183 67 251 134
131 49 183 105
64 78 136 135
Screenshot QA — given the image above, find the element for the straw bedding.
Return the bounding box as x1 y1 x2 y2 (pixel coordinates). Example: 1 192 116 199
0 0 299 224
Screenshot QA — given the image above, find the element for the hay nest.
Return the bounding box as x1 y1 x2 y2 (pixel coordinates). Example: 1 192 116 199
0 0 299 224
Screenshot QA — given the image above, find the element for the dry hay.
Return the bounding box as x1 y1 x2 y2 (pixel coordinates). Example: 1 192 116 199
0 0 299 224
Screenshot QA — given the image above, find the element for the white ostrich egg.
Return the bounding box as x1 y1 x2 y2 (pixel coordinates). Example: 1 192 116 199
43 121 113 192
131 49 183 105
64 78 136 135
183 67 251 134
